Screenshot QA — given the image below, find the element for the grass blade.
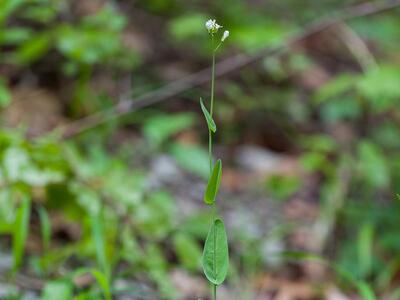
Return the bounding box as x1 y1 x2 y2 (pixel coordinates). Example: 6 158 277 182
38 206 51 252
12 196 31 273
91 213 109 278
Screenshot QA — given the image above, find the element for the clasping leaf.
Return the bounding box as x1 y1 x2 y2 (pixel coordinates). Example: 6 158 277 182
202 218 229 285
204 159 222 205
200 98 216 133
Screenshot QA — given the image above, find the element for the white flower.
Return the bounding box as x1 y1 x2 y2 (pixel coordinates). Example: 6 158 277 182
205 19 222 33
221 30 229 42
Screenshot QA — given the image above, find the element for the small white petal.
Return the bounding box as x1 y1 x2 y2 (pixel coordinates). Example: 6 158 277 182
205 19 214 31
205 18 222 33
221 30 229 41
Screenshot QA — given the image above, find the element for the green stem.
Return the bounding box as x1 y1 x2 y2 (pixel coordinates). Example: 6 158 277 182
213 283 217 300
208 35 216 174
210 36 216 117
209 34 218 300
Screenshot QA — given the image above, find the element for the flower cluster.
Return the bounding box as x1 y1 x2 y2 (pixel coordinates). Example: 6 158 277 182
205 19 222 34
205 19 229 43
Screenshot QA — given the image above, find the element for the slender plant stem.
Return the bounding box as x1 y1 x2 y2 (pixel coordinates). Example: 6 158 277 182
210 36 216 117
209 33 218 300
208 35 216 174
213 283 217 300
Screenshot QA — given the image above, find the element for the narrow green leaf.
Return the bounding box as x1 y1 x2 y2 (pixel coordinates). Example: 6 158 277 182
204 159 222 205
91 269 112 300
202 219 229 285
356 281 376 300
12 196 31 273
91 213 109 278
200 98 216 133
38 206 51 252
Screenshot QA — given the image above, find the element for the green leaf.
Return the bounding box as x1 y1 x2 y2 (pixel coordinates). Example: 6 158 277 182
38 206 51 252
358 222 374 278
0 78 11 108
173 232 202 271
356 281 376 300
91 269 111 300
358 141 389 188
15 33 51 65
91 213 109 278
170 143 209 179
12 196 31 273
202 219 229 285
169 13 207 41
143 113 195 147
42 280 73 300
204 159 222 205
200 98 216 133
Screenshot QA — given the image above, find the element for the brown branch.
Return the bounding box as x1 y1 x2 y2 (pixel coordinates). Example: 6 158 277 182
59 0 400 138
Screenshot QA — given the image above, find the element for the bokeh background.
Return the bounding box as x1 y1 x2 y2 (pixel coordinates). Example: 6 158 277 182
1 0 400 299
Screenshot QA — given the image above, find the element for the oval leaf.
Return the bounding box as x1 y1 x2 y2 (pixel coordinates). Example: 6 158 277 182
202 219 229 285
204 159 222 205
200 98 216 133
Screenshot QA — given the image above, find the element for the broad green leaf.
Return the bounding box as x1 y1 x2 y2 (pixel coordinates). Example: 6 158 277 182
42 280 73 300
204 159 222 205
170 143 209 179
358 141 389 188
12 196 31 272
200 98 216 133
15 33 51 65
202 219 229 285
169 13 207 41
143 113 195 147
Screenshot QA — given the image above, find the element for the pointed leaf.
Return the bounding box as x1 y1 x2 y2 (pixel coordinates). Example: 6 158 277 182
200 98 216 133
202 219 229 285
204 159 222 205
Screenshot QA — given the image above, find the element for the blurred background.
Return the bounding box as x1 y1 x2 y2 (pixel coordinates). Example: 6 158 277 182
1 0 400 299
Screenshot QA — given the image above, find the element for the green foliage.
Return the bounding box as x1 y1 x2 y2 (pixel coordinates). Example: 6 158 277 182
1 1 400 299
143 113 195 147
169 13 208 41
357 67 400 112
0 77 11 108
357 141 389 189
265 175 301 200
202 219 229 286
136 191 176 240
57 6 127 66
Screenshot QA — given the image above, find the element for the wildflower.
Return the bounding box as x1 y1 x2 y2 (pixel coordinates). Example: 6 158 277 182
221 30 229 42
205 19 222 34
